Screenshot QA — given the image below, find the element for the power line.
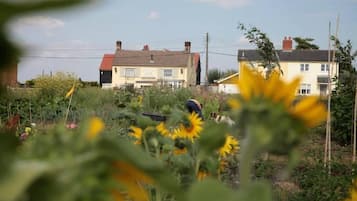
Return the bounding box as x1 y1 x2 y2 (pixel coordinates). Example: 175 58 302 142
28 48 114 51
20 50 237 60
21 51 206 60
208 51 237 57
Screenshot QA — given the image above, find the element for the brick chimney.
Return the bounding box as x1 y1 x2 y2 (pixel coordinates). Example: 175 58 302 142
184 41 191 53
282 36 292 51
116 41 122 51
142 44 149 51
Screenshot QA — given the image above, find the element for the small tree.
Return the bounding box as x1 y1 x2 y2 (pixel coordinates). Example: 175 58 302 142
331 37 357 145
293 37 319 50
238 23 280 77
208 69 222 84
208 69 238 84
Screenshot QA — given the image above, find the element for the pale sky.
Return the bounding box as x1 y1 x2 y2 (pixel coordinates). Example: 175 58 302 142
7 0 357 82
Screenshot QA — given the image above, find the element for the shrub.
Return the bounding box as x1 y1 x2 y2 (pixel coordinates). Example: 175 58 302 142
33 72 80 98
288 162 356 201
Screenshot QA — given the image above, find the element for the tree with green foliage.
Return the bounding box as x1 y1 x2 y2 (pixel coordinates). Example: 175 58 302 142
207 69 237 84
33 72 80 98
238 23 280 77
331 37 357 145
207 69 222 84
293 37 319 50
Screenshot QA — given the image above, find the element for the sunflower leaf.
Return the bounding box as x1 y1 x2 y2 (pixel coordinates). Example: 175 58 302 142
0 160 50 201
187 179 237 201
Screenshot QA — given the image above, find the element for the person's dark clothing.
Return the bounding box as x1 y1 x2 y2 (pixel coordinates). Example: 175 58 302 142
186 99 204 120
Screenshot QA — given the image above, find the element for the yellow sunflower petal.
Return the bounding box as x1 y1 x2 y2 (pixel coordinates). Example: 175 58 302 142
125 181 150 201
281 77 301 107
86 117 105 140
290 96 320 117
290 96 327 128
263 72 281 99
179 112 203 141
113 161 153 184
271 77 300 105
251 71 265 96
111 190 126 201
219 135 239 158
173 147 187 155
227 98 241 109
156 122 170 136
197 171 209 181
238 64 255 100
129 126 143 144
344 179 357 201
302 104 327 128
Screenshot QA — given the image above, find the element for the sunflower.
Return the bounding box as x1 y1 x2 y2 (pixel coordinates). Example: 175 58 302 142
177 112 203 141
344 179 357 201
156 122 170 137
137 95 143 105
234 64 326 128
112 161 153 201
173 147 187 155
129 126 143 144
197 170 209 181
218 135 239 158
218 159 228 172
86 117 105 140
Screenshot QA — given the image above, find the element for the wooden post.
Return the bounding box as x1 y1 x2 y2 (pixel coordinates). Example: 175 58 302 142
205 32 209 87
353 81 357 163
324 21 331 168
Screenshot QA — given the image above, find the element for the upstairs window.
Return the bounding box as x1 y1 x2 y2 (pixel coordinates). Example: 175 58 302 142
321 64 330 72
300 64 309 72
164 69 173 77
125 68 135 77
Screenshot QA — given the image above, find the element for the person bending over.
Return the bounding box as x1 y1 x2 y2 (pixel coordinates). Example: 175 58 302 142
186 99 204 120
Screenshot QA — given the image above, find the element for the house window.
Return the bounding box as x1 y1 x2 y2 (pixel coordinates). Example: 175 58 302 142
298 83 311 95
114 67 117 73
300 64 309 72
180 68 183 74
164 69 172 77
125 68 135 77
321 64 330 72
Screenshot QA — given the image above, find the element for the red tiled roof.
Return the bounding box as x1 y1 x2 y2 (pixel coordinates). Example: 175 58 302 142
193 53 200 70
99 54 114 71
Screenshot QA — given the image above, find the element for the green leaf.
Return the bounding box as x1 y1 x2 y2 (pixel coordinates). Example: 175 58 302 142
98 137 184 199
0 160 50 201
237 181 273 201
187 179 237 201
198 123 226 156
0 133 19 179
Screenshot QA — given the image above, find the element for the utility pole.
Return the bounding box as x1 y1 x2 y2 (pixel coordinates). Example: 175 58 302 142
205 32 209 86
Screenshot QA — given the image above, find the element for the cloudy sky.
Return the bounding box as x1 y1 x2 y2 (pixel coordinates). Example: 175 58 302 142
7 0 357 82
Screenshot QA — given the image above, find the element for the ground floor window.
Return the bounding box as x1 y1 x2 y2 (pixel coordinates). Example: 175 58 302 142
298 83 311 95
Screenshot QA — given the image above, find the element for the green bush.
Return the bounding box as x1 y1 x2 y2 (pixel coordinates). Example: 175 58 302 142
33 72 80 98
288 162 355 201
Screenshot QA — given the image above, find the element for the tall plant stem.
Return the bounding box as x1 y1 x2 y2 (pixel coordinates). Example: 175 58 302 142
64 94 73 123
239 129 258 188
